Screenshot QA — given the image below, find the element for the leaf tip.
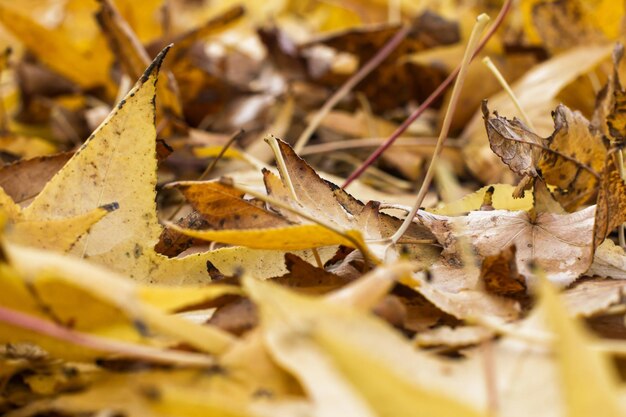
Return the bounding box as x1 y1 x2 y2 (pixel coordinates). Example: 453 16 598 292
140 44 172 84
100 202 120 212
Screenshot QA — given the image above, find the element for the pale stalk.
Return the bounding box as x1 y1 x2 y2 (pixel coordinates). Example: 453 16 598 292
388 14 490 247
482 56 536 197
266 135 323 267
300 137 445 155
265 135 298 200
293 25 411 153
482 56 535 130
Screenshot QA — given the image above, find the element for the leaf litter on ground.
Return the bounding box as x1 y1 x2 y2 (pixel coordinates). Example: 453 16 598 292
3 1 626 417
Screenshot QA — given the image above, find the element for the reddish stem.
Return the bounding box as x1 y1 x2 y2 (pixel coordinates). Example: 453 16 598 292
342 0 513 188
0 305 212 366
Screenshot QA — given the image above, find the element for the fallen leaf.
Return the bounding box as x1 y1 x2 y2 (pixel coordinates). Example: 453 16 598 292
14 48 328 282
479 245 527 296
482 100 544 177
245 276 489 417
539 105 606 210
537 271 624 417
417 204 596 286
173 181 290 230
0 152 72 204
464 45 612 184
0 4 115 95
593 158 626 248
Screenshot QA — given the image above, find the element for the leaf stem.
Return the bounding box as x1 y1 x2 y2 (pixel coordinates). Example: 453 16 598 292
342 0 512 188
388 13 491 247
0 305 213 367
293 25 411 154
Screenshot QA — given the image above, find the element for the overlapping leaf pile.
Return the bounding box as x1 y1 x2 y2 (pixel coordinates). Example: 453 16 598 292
3 1 626 416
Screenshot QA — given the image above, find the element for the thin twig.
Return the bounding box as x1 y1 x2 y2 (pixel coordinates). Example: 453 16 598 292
293 25 412 153
388 14 491 248
300 137 457 155
342 0 513 188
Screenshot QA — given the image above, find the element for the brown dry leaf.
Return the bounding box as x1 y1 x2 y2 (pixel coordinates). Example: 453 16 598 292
13 48 326 282
593 158 626 248
208 297 258 337
479 245 527 296
391 285 454 332
482 100 544 177
0 152 72 204
463 45 612 184
173 181 291 230
483 101 605 210
263 137 436 260
596 45 626 148
155 211 208 257
272 253 351 294
539 105 606 210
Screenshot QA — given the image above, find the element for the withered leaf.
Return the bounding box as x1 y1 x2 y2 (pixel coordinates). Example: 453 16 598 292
593 158 626 248
539 105 606 210
482 100 545 177
418 205 596 286
155 210 208 257
479 245 527 297
0 152 72 204
173 180 291 230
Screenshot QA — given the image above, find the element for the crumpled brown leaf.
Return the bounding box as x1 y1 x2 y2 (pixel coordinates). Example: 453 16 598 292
539 105 606 210
594 158 626 248
483 101 605 210
479 245 527 296
482 100 544 177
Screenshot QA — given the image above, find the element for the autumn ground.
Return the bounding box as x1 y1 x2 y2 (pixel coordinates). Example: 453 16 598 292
1 0 626 416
